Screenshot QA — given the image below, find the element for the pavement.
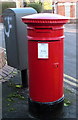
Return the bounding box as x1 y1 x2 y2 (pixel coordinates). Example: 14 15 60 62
2 72 77 119
0 23 78 119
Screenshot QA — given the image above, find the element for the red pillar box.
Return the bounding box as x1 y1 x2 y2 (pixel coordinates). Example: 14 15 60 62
22 13 68 117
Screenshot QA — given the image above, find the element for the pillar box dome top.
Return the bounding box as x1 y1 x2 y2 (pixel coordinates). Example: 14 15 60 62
22 13 68 24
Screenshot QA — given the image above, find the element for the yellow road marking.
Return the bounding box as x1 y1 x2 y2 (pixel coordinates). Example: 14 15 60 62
64 78 78 88
64 74 78 82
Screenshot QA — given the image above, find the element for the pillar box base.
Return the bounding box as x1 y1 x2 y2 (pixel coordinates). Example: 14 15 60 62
28 97 64 119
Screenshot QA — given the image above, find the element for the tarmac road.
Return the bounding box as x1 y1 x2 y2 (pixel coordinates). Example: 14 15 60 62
0 23 76 76
0 23 77 93
64 24 76 78
0 23 78 119
64 24 78 93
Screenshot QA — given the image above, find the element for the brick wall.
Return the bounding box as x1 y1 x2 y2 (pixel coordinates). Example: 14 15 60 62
70 5 75 18
0 48 6 69
56 2 76 18
57 5 65 16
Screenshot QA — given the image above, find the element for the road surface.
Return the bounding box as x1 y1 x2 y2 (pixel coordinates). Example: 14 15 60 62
0 23 77 93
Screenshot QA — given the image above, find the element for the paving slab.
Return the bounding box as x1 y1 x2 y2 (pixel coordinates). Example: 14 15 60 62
2 73 77 119
0 23 78 119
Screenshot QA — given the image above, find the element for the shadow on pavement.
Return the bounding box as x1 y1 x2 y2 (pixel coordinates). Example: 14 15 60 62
2 72 77 119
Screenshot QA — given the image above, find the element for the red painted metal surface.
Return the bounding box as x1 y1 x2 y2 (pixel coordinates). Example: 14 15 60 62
28 40 64 102
22 13 68 103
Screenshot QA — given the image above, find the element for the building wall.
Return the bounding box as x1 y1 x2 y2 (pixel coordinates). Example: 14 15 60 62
70 5 75 18
57 5 65 16
56 2 76 18
76 1 78 19
57 0 77 2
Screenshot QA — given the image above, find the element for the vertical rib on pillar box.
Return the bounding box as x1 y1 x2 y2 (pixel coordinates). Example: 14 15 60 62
22 13 68 118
